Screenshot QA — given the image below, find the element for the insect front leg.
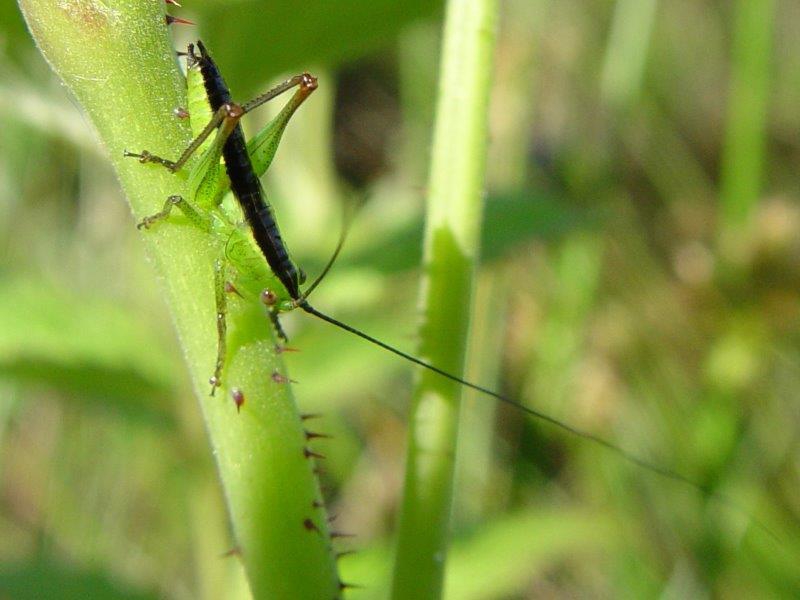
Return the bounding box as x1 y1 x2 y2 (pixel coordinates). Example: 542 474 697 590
124 103 236 173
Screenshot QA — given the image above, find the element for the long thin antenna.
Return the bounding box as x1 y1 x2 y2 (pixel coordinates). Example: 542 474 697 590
301 207 352 301
298 301 778 542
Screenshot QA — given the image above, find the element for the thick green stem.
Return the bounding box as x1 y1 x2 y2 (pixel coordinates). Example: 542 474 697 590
391 0 498 598
17 1 338 597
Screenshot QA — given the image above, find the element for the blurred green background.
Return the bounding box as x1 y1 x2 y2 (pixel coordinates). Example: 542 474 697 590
1 0 799 598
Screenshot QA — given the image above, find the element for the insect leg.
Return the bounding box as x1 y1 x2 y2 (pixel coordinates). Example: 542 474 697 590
268 309 289 343
240 74 315 115
123 103 234 173
137 194 212 231
259 289 289 342
245 74 318 179
209 257 228 396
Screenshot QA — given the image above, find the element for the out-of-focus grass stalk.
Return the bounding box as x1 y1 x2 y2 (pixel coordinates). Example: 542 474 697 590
600 0 658 109
16 1 338 597
719 0 775 246
529 234 602 414
391 0 498 598
454 272 506 522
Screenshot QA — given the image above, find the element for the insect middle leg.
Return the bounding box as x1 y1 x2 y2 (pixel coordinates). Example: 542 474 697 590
210 257 229 396
137 194 212 231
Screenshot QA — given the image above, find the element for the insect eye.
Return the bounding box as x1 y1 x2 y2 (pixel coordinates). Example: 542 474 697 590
261 290 278 306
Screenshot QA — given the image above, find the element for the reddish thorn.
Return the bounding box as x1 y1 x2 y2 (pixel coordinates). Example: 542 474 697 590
166 14 194 26
300 413 322 421
275 344 300 354
225 281 244 298
173 106 190 119
327 513 338 523
303 518 321 534
165 0 182 5
303 447 326 460
330 531 356 539
339 581 363 591
336 550 357 560
220 546 241 558
271 371 297 385
231 388 245 413
304 430 331 441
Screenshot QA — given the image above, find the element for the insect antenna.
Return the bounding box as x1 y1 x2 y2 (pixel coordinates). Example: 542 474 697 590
297 301 778 542
300 206 353 301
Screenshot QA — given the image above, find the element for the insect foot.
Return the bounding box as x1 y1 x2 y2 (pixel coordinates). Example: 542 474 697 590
123 149 152 162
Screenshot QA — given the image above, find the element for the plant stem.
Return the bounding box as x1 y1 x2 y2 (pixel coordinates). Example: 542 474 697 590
719 0 775 246
600 0 658 110
16 1 339 597
391 0 498 598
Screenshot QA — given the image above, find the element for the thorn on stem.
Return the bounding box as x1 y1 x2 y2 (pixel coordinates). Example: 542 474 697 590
166 14 194 26
225 281 244 298
231 388 245 412
304 447 326 460
303 518 321 534
339 581 363 591
271 371 297 385
220 546 241 558
275 344 300 354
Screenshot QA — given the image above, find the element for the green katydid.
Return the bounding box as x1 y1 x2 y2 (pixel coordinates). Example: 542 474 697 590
125 42 322 396
124 41 774 539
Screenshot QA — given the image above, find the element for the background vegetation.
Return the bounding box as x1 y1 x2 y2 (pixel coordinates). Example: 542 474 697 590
1 0 798 598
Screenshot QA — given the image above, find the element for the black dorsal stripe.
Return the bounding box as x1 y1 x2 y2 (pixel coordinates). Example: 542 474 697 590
195 40 302 300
